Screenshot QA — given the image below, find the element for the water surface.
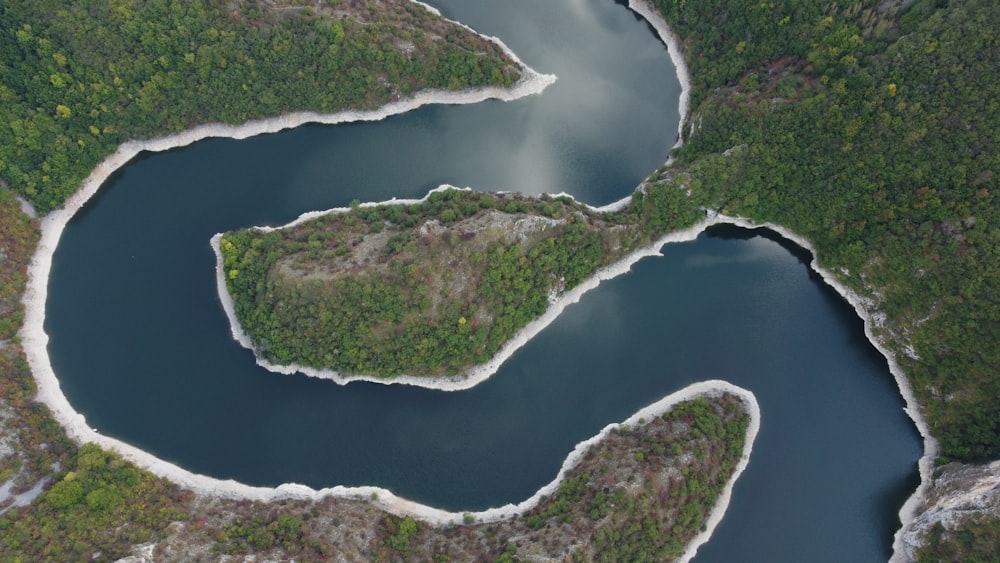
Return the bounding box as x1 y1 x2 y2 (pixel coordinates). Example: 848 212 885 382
46 1 920 560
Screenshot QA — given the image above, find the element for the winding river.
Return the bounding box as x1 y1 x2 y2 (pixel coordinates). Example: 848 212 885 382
42 0 920 560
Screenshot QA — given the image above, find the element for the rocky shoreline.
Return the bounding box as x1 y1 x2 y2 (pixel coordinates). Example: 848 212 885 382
693 215 937 562
630 1 938 558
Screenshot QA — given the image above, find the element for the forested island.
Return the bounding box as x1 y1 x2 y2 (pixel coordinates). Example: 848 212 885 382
0 0 998 560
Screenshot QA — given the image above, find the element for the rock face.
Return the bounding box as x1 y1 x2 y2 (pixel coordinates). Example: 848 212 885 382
900 460 1000 560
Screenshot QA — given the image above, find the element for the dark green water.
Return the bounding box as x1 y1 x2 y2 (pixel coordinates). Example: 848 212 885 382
45 1 920 560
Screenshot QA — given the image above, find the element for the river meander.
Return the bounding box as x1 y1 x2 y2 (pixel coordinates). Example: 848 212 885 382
44 0 921 560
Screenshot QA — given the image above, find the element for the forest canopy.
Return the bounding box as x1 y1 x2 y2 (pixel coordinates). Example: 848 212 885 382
0 0 519 213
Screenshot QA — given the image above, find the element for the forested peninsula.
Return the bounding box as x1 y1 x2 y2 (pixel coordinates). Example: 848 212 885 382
0 0 997 560
0 1 757 561
216 185 698 380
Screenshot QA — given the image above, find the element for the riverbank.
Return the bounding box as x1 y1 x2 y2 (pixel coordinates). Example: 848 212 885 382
699 216 935 562
692 216 934 561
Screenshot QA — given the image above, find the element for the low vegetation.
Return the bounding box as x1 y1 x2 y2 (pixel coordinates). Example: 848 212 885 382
0 444 191 561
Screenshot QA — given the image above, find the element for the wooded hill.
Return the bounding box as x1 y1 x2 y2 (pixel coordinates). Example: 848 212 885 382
0 0 519 213
219 185 699 377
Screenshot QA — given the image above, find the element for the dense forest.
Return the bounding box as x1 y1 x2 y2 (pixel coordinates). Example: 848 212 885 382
219 185 699 377
0 0 520 213
650 0 999 465
651 0 1000 550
